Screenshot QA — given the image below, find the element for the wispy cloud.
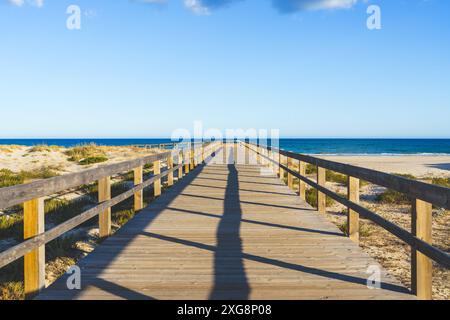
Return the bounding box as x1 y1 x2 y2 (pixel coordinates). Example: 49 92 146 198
7 0 44 7
6 0 360 14
272 0 358 13
183 0 359 15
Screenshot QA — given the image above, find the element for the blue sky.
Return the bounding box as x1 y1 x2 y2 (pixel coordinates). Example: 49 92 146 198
1 0 449 138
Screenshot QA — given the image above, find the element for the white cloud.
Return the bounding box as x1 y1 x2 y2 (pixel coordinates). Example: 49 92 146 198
184 0 210 15
7 0 44 7
8 0 25 6
273 0 359 12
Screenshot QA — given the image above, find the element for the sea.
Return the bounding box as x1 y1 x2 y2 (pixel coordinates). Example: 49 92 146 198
1 139 450 155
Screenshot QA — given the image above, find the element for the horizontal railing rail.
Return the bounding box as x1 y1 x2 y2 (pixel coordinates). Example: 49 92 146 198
242 141 450 300
0 141 222 298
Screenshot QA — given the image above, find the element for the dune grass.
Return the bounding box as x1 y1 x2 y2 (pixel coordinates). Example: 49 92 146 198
0 167 60 188
338 220 372 237
28 145 61 153
79 156 108 165
305 188 335 208
431 177 450 188
65 143 108 164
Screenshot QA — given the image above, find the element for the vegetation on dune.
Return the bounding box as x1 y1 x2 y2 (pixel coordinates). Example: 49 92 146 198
306 164 317 175
28 145 61 153
338 220 372 237
393 173 417 180
326 170 347 185
305 188 334 208
65 143 108 165
79 156 108 165
376 189 411 205
431 177 450 188
0 167 60 188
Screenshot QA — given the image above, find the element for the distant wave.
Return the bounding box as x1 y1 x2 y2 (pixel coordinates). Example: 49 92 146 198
306 153 450 156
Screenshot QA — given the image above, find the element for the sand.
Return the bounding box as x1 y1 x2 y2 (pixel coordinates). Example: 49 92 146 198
1 145 449 178
0 145 161 175
318 155 450 178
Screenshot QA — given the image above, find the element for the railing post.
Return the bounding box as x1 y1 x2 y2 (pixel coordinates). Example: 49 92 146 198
287 157 293 189
245 142 249 164
153 160 161 197
234 141 238 164
298 160 306 200
167 154 174 187
347 176 360 243
276 151 280 177
178 151 183 179
317 167 326 213
98 176 111 238
256 144 261 164
411 199 432 300
184 149 190 174
279 154 284 181
190 144 195 170
23 197 45 298
133 166 143 212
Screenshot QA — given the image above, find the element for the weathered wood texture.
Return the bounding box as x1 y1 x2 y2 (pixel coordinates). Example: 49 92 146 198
37 144 413 300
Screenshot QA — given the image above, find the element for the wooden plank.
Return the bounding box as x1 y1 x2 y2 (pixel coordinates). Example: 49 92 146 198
411 199 432 300
134 166 143 211
348 176 359 243
317 167 326 213
98 176 111 238
154 160 161 197
23 197 45 298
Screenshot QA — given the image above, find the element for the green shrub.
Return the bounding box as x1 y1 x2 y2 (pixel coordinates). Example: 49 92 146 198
65 143 107 163
305 188 334 208
0 169 24 188
79 156 108 165
338 221 372 237
376 189 411 205
393 173 417 180
306 164 317 175
0 167 59 189
326 170 347 185
113 209 135 226
431 177 450 188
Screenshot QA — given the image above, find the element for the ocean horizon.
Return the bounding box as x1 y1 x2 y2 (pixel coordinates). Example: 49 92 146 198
1 138 450 156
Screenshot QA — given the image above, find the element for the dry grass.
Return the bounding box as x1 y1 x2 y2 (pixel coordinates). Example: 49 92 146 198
65 143 108 163
0 145 22 154
28 145 61 153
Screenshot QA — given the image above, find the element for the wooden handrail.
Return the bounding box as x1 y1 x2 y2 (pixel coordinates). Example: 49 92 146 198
250 144 450 209
0 141 222 298
242 141 450 300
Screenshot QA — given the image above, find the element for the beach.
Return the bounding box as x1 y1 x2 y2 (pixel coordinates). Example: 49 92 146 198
1 145 449 179
0 144 449 300
319 155 450 178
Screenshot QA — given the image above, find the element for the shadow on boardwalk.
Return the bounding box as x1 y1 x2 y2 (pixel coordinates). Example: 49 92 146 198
209 164 250 299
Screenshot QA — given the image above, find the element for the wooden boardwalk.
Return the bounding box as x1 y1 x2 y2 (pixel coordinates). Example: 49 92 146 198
37 145 414 300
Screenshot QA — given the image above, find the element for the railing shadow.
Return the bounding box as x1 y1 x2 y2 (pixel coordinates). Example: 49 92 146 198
209 164 250 299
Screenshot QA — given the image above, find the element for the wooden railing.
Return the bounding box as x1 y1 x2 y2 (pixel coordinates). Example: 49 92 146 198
0 141 221 298
242 141 450 300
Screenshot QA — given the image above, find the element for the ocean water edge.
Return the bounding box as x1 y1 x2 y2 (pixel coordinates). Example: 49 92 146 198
0 139 450 155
